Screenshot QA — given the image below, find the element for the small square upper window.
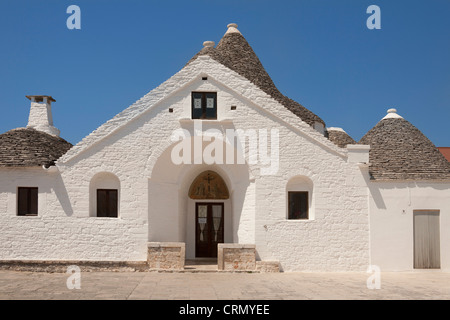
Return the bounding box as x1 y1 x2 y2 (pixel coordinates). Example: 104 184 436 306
192 92 217 120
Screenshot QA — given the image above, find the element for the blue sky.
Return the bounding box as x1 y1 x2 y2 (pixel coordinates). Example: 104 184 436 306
1 0 449 146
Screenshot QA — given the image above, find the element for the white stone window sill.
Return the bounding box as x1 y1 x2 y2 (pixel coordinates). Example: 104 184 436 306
15 215 40 218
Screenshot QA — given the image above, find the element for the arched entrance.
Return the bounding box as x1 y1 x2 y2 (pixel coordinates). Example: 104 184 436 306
148 137 254 260
189 170 229 258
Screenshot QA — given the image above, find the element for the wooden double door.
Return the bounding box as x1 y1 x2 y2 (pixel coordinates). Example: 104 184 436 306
195 203 224 258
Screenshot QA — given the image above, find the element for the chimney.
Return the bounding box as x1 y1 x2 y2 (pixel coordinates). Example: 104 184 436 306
25 95 60 137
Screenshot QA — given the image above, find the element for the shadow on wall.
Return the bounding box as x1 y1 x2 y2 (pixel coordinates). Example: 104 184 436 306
369 179 450 211
52 172 73 216
365 167 386 210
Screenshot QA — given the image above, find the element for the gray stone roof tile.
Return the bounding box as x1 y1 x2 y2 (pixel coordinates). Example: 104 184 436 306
359 118 450 180
327 128 356 148
0 128 72 167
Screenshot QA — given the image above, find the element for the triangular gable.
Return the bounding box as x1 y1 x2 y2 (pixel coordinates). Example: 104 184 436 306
58 56 346 164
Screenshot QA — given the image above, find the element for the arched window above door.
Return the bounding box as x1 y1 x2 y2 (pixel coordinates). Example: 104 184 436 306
188 170 229 200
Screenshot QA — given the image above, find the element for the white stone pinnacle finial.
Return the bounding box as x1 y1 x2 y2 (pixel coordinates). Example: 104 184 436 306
203 41 215 48
225 23 240 34
383 108 403 120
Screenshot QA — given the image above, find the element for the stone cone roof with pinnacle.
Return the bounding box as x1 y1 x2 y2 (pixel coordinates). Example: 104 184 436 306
0 128 72 167
187 23 325 127
359 109 450 180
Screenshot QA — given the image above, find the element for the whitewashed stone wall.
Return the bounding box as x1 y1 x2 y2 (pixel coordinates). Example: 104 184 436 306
0 168 147 261
369 181 450 271
0 57 371 270
253 131 370 272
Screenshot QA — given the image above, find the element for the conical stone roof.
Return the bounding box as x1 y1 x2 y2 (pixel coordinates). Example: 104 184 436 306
359 109 450 180
0 128 72 168
327 127 356 148
188 24 325 127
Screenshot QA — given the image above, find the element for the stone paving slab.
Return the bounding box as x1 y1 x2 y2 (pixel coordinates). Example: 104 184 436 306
0 270 449 300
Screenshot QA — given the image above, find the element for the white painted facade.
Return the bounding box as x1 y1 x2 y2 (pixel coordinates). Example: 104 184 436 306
0 35 449 272
369 181 450 271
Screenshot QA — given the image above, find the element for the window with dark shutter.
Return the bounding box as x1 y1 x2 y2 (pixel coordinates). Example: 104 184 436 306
191 92 217 119
288 191 309 219
17 187 38 216
97 189 118 218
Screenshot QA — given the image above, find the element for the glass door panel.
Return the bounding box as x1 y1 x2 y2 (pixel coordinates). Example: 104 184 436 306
198 205 207 243
195 203 224 258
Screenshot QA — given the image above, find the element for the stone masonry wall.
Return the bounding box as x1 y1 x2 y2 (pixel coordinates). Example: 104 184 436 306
218 244 256 271
147 242 185 270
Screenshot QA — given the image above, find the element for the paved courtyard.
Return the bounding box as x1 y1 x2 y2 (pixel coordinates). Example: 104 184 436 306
0 270 449 300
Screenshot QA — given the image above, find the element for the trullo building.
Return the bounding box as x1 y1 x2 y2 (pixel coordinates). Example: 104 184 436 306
1 24 449 272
